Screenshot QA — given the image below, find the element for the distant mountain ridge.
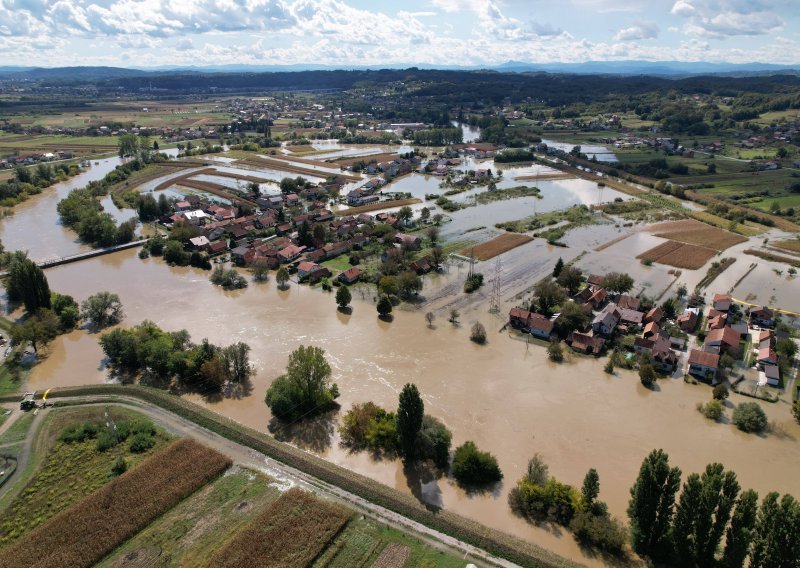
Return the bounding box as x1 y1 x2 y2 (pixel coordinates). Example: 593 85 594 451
0 60 798 80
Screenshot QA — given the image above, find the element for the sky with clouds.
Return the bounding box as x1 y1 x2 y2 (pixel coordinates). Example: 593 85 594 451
1 0 797 67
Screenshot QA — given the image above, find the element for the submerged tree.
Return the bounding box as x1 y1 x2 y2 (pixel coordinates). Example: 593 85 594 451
397 383 424 459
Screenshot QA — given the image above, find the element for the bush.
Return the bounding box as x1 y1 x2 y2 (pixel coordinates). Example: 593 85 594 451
210 266 248 290
130 431 156 453
732 402 768 433
547 342 564 362
452 441 503 486
111 456 127 476
59 421 99 443
712 384 729 400
698 399 724 421
417 415 452 469
464 272 484 293
95 430 119 452
470 322 487 344
569 510 627 556
639 364 656 388
509 478 580 525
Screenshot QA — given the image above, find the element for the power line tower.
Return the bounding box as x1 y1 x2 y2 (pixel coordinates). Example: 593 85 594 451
489 257 502 314
467 248 476 279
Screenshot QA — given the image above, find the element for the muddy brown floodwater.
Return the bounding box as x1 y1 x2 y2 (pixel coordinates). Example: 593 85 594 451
21 248 800 567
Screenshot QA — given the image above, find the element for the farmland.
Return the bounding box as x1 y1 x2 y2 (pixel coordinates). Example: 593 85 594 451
0 407 170 546
648 219 746 250
99 466 284 567
461 233 533 261
772 238 800 253
208 488 352 568
0 438 231 568
637 240 718 269
336 198 421 216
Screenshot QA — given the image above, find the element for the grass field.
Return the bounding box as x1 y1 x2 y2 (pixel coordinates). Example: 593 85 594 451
99 466 283 568
336 198 421 216
0 408 170 547
461 233 533 261
772 239 800 253
322 255 354 272
0 439 231 568
749 194 800 211
209 488 351 568
0 412 34 448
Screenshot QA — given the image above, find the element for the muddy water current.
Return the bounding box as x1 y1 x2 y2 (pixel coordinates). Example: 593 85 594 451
3 155 800 567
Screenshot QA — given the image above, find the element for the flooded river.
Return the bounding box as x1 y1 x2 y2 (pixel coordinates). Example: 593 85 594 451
4 153 800 567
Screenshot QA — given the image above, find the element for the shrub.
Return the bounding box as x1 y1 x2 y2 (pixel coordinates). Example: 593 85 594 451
547 341 564 362
210 266 248 290
130 431 156 453
639 364 656 388
509 478 580 525
452 441 503 486
111 456 127 476
417 415 452 469
464 272 484 293
732 402 768 433
568 510 627 556
712 384 729 400
95 430 119 452
470 322 487 344
377 295 393 318
59 421 99 443
698 399 724 421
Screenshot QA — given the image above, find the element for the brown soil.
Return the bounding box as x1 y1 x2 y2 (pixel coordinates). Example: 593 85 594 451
648 219 746 251
771 239 800 254
638 240 717 269
370 543 410 568
460 233 534 261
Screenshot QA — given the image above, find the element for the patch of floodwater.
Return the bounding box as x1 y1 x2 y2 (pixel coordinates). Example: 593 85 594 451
138 166 207 193
193 174 249 191
443 178 632 235
99 195 137 225
0 155 124 259
206 156 237 164
541 138 618 162
452 121 481 143
256 154 343 176
218 164 325 184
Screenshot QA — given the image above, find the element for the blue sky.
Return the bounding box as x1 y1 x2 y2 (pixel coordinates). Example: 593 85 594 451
1 0 797 67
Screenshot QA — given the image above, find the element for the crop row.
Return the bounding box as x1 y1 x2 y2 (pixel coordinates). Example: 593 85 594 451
209 488 351 568
0 385 580 568
0 438 230 568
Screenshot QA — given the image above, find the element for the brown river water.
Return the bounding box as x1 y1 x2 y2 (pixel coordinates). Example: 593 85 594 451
4 162 800 567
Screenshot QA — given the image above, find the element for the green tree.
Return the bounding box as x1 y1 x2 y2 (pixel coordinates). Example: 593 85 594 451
732 402 768 433
335 285 351 310
417 415 451 469
672 463 740 567
639 364 656 388
547 341 564 362
713 384 730 400
452 441 503 486
276 266 290 289
221 342 252 384
627 449 682 560
553 257 564 277
378 275 399 297
265 345 338 420
118 133 139 158
397 383 424 458
556 266 583 295
533 278 566 315
377 295 393 318
555 301 590 335
11 309 60 352
581 468 600 509
470 321 486 344
7 257 51 313
792 400 800 425
603 272 635 294
397 206 414 225
80 292 124 329
722 489 759 568
749 492 800 568
397 271 422 299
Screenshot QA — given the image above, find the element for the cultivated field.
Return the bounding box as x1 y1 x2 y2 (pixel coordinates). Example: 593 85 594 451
336 198 421 216
332 152 399 168
648 219 746 250
0 409 169 547
237 155 360 182
0 439 231 568
208 488 351 568
637 240 718 269
461 233 534 261
772 239 800 254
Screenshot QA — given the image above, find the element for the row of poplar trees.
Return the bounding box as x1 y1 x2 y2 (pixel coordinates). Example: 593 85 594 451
628 449 798 567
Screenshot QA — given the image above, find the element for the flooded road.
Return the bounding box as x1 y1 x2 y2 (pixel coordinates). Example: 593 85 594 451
22 248 800 566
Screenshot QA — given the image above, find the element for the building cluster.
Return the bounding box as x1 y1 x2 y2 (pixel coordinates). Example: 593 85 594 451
687 294 784 386
0 151 74 168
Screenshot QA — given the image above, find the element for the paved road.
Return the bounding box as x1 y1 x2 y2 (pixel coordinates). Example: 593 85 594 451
0 396 529 568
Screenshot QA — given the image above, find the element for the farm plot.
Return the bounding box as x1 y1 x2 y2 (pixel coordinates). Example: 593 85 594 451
237 155 361 182
648 219 746 250
0 439 231 568
460 233 533 261
771 239 800 254
208 488 351 568
637 240 718 269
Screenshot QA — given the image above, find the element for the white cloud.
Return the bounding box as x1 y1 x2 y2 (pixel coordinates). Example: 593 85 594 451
613 22 659 42
671 0 784 37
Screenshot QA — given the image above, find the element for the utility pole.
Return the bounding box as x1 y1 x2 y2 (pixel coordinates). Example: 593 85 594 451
489 257 502 314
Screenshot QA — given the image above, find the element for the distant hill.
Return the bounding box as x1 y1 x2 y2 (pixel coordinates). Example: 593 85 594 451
1 60 798 81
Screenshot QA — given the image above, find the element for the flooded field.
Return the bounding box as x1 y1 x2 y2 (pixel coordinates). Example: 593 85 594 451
541 139 618 162
16 247 800 566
